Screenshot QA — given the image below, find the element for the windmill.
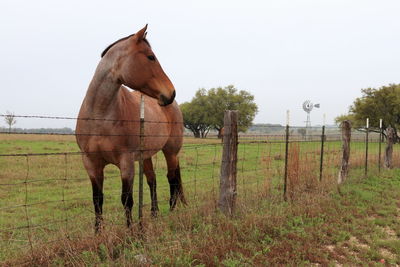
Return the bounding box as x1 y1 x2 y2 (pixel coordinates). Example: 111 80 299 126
302 100 320 128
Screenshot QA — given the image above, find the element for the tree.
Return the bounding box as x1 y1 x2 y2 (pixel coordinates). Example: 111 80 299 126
335 84 400 140
180 89 212 138
180 85 258 138
4 111 17 133
206 85 258 137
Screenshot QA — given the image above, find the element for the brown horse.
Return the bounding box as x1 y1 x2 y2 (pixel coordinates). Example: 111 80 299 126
76 25 186 231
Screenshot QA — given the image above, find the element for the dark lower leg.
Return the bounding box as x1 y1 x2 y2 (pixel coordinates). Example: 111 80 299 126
147 178 159 216
121 180 133 227
91 183 104 233
164 153 186 210
168 179 178 210
167 167 185 210
144 159 158 216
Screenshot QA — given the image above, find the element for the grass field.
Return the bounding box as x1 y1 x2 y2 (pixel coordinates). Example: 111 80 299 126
1 133 400 265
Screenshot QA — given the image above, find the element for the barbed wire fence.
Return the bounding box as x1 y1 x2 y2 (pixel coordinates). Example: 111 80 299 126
0 112 398 262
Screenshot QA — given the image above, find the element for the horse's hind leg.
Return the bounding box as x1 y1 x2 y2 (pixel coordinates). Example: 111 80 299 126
118 154 134 228
163 151 187 210
144 158 159 216
82 155 105 233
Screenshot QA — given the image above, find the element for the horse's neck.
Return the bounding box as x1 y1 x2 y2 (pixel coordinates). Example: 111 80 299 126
83 61 121 118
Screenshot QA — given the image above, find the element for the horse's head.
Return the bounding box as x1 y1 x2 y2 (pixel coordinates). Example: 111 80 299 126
102 25 176 106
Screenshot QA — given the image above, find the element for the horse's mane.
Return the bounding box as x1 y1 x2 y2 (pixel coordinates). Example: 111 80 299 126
101 34 151 58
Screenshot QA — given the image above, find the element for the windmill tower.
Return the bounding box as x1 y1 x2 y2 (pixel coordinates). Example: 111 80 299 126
302 100 320 139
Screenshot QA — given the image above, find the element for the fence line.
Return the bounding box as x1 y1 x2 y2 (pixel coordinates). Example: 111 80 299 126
0 113 397 262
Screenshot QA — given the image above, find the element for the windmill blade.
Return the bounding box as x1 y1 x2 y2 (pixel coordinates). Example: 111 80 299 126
302 100 313 112
314 104 320 108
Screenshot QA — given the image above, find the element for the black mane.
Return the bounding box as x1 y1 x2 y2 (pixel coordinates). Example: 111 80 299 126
101 34 151 58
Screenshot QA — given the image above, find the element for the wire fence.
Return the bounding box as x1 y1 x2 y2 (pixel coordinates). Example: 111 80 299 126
0 114 399 262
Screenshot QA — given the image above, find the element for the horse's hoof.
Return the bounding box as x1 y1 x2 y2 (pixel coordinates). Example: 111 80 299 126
151 209 159 218
94 218 104 234
94 224 102 234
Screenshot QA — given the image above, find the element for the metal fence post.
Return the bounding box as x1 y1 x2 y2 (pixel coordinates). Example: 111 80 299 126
138 95 145 225
378 119 382 173
283 110 289 201
319 125 325 181
218 110 238 216
365 118 369 177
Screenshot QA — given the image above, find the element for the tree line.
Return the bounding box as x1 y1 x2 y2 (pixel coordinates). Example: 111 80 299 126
336 83 400 142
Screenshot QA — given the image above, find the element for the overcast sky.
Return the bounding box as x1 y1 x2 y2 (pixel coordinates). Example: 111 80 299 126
0 0 399 128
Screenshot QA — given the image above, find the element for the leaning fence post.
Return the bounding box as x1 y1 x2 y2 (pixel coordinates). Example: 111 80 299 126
218 110 238 216
138 95 145 225
338 120 351 184
283 110 290 201
384 126 395 169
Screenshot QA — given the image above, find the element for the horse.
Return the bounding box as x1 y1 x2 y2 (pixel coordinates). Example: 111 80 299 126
76 25 186 231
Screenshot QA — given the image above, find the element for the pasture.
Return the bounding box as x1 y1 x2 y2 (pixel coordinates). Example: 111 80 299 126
1 133 400 265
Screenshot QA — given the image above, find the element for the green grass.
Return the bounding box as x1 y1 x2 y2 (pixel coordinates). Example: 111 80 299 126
1 134 400 265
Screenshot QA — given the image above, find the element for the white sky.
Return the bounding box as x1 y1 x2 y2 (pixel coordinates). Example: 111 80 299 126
0 0 399 128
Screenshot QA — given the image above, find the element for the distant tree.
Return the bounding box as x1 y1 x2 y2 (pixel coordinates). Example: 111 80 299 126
334 114 355 125
180 90 212 138
335 84 400 140
203 85 258 137
4 111 17 133
180 85 258 138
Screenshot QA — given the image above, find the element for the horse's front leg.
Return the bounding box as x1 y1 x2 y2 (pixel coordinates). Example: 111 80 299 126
144 158 159 217
82 155 105 233
118 154 134 228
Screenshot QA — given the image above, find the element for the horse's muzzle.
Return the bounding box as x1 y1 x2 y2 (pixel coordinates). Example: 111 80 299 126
159 90 176 106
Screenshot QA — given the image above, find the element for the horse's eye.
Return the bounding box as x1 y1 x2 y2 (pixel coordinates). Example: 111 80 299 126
147 55 156 61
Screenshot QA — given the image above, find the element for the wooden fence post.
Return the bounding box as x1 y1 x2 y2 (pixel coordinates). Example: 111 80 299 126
384 126 395 169
338 120 351 184
218 110 238 216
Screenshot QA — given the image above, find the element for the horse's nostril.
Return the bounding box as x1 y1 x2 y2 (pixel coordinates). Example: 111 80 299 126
160 92 175 106
160 95 170 106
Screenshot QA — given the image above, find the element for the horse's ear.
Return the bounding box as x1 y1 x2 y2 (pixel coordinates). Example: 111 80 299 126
134 24 148 43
